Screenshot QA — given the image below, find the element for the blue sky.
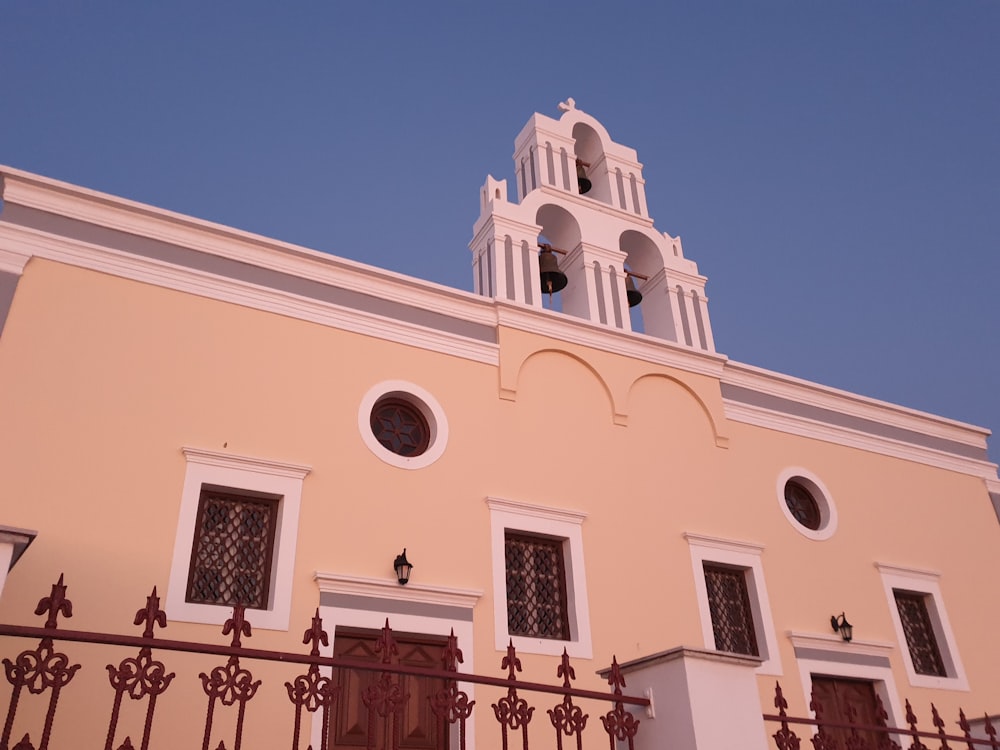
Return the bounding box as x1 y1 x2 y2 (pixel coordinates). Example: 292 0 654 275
3 3 998 461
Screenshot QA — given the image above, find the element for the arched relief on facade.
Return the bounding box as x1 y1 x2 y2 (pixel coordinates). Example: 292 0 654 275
498 347 626 426
625 373 729 448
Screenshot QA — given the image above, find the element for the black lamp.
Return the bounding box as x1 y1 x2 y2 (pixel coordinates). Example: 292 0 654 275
394 549 413 585
830 612 853 642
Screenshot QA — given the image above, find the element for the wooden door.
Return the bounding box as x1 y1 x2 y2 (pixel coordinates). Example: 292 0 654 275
811 676 884 749
331 628 449 750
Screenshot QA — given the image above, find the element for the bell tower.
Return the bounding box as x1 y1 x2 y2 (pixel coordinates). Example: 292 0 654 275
470 99 715 352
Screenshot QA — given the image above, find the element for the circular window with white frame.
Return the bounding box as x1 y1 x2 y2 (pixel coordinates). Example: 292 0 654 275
359 381 448 470
776 468 837 540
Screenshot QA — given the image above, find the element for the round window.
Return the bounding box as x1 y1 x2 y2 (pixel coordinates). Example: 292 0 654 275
370 397 430 457
776 469 838 541
784 480 821 530
358 381 449 470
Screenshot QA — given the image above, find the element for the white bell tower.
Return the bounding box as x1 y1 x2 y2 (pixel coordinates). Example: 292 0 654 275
470 99 715 352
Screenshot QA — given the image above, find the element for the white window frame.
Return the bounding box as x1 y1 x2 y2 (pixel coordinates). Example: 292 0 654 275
685 532 782 675
876 563 968 690
487 497 592 658
166 447 310 630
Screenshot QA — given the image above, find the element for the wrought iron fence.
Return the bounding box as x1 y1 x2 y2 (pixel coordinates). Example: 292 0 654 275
764 682 1000 750
0 576 647 750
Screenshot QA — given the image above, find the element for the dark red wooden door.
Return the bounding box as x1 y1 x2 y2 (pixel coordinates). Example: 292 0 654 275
332 628 449 750
811 676 884 749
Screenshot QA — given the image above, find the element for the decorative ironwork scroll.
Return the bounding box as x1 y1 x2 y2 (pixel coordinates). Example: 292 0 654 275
547 648 588 750
199 605 260 750
360 619 408 750
285 609 339 750
492 640 534 750
429 629 474 750
104 588 174 750
1 575 81 750
599 657 639 750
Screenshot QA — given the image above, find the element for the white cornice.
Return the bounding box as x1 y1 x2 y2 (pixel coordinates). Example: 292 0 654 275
0 222 499 365
724 399 998 480
787 631 895 659
0 246 30 275
0 166 496 329
182 447 312 479
874 562 941 581
682 532 764 555
314 572 483 610
526 184 656 228
723 360 990 448
486 496 588 524
495 302 727 379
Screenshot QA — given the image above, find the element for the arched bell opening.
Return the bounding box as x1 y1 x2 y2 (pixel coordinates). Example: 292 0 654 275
535 204 582 312
571 122 607 203
620 230 671 340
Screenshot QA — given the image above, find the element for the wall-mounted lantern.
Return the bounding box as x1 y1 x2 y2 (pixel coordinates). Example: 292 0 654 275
830 612 853 642
393 549 413 586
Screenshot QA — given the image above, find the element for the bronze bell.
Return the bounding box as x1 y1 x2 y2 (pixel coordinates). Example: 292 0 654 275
576 160 592 195
626 275 643 307
538 248 568 295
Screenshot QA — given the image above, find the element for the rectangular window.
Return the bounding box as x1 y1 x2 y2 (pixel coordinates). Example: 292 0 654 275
504 532 570 640
186 487 279 609
894 590 947 677
876 563 967 690
703 563 759 657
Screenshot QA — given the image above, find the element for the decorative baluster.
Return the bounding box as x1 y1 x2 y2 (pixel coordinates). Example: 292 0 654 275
772 682 801 750
930 704 950 750
285 609 339 750
199 606 261 750
492 641 533 750
599 657 639 750
547 649 588 750
983 714 999 750
810 687 836 750
1 575 81 750
360 619 407 750
429 629 474 750
104 588 174 750
957 709 975 750
843 702 868 750
874 692 901 750
904 700 929 750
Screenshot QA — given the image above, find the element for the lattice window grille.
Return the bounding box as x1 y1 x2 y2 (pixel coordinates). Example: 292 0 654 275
187 488 278 609
703 563 759 657
894 590 947 677
505 532 570 640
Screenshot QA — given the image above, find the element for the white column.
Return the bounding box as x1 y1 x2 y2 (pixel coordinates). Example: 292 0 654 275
668 285 688 344
696 292 716 351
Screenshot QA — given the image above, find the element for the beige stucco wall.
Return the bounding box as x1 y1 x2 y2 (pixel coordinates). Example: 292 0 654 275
0 257 998 747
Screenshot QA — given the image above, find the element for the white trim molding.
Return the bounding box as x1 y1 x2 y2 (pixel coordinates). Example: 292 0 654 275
166 447 311 630
875 563 969 691
314 572 481 750
684 532 782 675
486 497 592 658
787 630 905 731
314 572 483 610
